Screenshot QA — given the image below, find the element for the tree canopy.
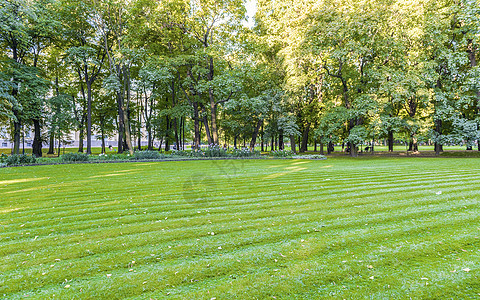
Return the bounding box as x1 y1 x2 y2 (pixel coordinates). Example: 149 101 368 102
0 0 479 156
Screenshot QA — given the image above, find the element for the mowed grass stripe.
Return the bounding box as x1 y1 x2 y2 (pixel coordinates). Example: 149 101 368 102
3 175 478 253
4 168 479 228
1 158 480 299
2 173 479 255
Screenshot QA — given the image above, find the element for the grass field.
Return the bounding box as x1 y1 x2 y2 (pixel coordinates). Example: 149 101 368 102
1 158 480 299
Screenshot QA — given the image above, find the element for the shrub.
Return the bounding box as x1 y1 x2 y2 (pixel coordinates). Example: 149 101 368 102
190 149 205 157
270 150 294 158
93 153 130 161
0 153 7 164
60 152 89 162
5 154 37 166
132 150 164 160
35 157 61 164
231 148 260 157
203 145 228 157
171 150 191 157
292 154 327 160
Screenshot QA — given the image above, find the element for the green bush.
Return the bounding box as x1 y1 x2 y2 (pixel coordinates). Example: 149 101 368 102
132 150 164 160
190 149 205 157
61 152 89 162
93 153 130 161
6 154 37 166
203 145 228 157
0 153 7 164
231 148 260 157
270 150 294 158
171 150 191 157
36 157 61 164
293 154 327 160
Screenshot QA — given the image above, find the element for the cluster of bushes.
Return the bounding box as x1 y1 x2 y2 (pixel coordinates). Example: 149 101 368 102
270 150 295 158
269 150 326 160
1 147 328 167
132 150 165 160
94 153 131 161
292 154 326 160
59 151 165 162
172 146 260 158
61 152 89 162
0 154 37 166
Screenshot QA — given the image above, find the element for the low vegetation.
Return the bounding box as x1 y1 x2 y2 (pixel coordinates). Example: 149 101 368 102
0 146 263 167
1 158 479 298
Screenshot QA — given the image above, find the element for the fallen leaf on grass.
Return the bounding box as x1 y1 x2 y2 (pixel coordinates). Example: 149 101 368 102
463 268 471 272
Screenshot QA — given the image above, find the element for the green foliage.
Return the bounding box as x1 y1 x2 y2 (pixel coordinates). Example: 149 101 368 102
230 148 260 157
93 153 130 161
60 152 90 162
132 150 164 160
0 153 8 165
170 150 192 157
5 154 36 166
203 145 228 157
270 150 294 158
292 154 326 160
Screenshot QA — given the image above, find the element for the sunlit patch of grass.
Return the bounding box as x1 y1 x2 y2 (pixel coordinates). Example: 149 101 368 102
0 177 48 185
1 158 480 299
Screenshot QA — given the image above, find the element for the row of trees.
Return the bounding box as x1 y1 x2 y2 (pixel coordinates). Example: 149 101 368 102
1 0 479 157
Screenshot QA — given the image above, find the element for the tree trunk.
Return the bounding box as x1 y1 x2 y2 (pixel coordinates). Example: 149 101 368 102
165 116 170 151
12 111 21 155
300 125 310 153
279 131 284 150
123 69 134 155
174 118 180 150
260 122 264 152
32 118 42 157
86 81 92 155
117 92 125 154
193 102 201 149
290 135 296 153
351 143 358 157
435 119 442 155
250 119 263 150
100 119 106 154
388 130 394 152
147 125 152 150
207 57 219 145
202 114 212 145
328 141 334 154
412 136 418 152
78 113 85 152
320 141 324 155
47 132 55 155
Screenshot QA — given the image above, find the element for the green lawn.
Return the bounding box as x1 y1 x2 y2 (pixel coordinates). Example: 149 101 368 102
1 158 480 299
